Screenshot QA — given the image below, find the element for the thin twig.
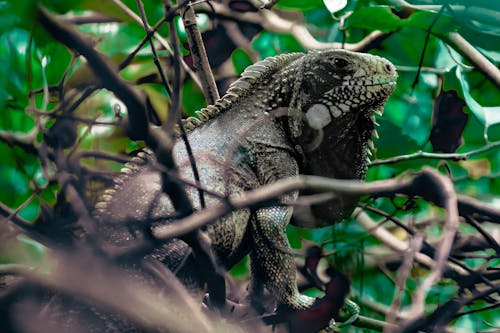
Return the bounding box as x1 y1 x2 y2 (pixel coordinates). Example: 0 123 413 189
410 5 445 91
385 0 500 89
370 141 500 166
400 170 459 328
386 234 424 331
110 0 202 89
166 1 207 210
354 209 466 275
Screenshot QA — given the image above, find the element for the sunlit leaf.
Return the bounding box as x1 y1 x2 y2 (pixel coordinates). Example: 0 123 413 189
459 159 490 180
323 0 347 14
456 66 500 140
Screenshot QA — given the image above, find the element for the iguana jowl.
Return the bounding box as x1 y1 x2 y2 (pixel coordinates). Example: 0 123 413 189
95 49 397 310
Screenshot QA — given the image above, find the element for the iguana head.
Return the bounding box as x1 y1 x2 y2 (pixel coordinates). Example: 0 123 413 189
289 49 398 226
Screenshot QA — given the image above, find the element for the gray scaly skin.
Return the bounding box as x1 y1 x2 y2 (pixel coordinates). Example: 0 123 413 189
94 49 397 311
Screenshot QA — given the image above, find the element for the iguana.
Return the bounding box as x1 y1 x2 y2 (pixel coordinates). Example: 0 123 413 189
94 49 397 311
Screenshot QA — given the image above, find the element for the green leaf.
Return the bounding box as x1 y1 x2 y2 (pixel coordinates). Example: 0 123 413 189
252 32 304 59
347 6 401 33
0 32 29 108
275 0 325 11
347 6 457 34
19 199 41 222
181 80 206 116
450 1 500 42
228 256 249 279
402 10 457 34
323 0 347 14
41 0 82 14
0 0 37 33
456 67 500 140
231 48 253 75
375 118 421 159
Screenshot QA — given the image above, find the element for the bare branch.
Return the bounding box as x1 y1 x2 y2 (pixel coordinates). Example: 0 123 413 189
354 209 466 276
386 234 424 331
370 141 500 166
445 32 500 90
182 2 220 104
2 251 215 333
109 0 202 89
197 2 390 52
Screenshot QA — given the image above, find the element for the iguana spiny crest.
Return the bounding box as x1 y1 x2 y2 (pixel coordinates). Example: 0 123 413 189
94 49 397 311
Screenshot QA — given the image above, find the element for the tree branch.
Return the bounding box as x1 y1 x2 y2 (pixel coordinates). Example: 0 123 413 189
182 2 220 104
37 7 149 140
197 2 390 52
370 141 500 166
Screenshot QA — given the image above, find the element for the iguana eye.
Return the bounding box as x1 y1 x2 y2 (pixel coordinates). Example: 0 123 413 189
334 58 349 68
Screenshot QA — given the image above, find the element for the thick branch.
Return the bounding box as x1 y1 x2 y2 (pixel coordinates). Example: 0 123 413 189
154 169 467 240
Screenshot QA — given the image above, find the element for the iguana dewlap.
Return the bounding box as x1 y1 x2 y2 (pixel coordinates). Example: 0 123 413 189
94 49 397 310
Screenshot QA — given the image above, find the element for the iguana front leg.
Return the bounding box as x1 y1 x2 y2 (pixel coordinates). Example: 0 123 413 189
247 146 315 310
250 200 315 310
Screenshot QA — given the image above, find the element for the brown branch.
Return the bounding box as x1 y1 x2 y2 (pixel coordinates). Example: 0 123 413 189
197 2 390 52
387 235 424 331
182 2 220 104
65 13 121 25
445 32 500 89
135 0 172 98
1 251 214 332
386 0 500 89
354 209 467 276
400 283 500 333
370 141 500 166
153 169 462 240
146 128 227 308
0 130 38 155
167 3 207 208
398 170 459 328
152 175 401 239
110 0 202 89
0 201 38 235
36 7 149 140
37 6 226 309
458 195 500 224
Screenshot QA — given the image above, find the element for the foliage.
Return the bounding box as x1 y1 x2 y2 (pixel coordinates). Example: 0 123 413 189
0 0 499 332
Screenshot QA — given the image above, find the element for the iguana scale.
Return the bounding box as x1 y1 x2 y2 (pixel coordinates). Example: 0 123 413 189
94 49 397 310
